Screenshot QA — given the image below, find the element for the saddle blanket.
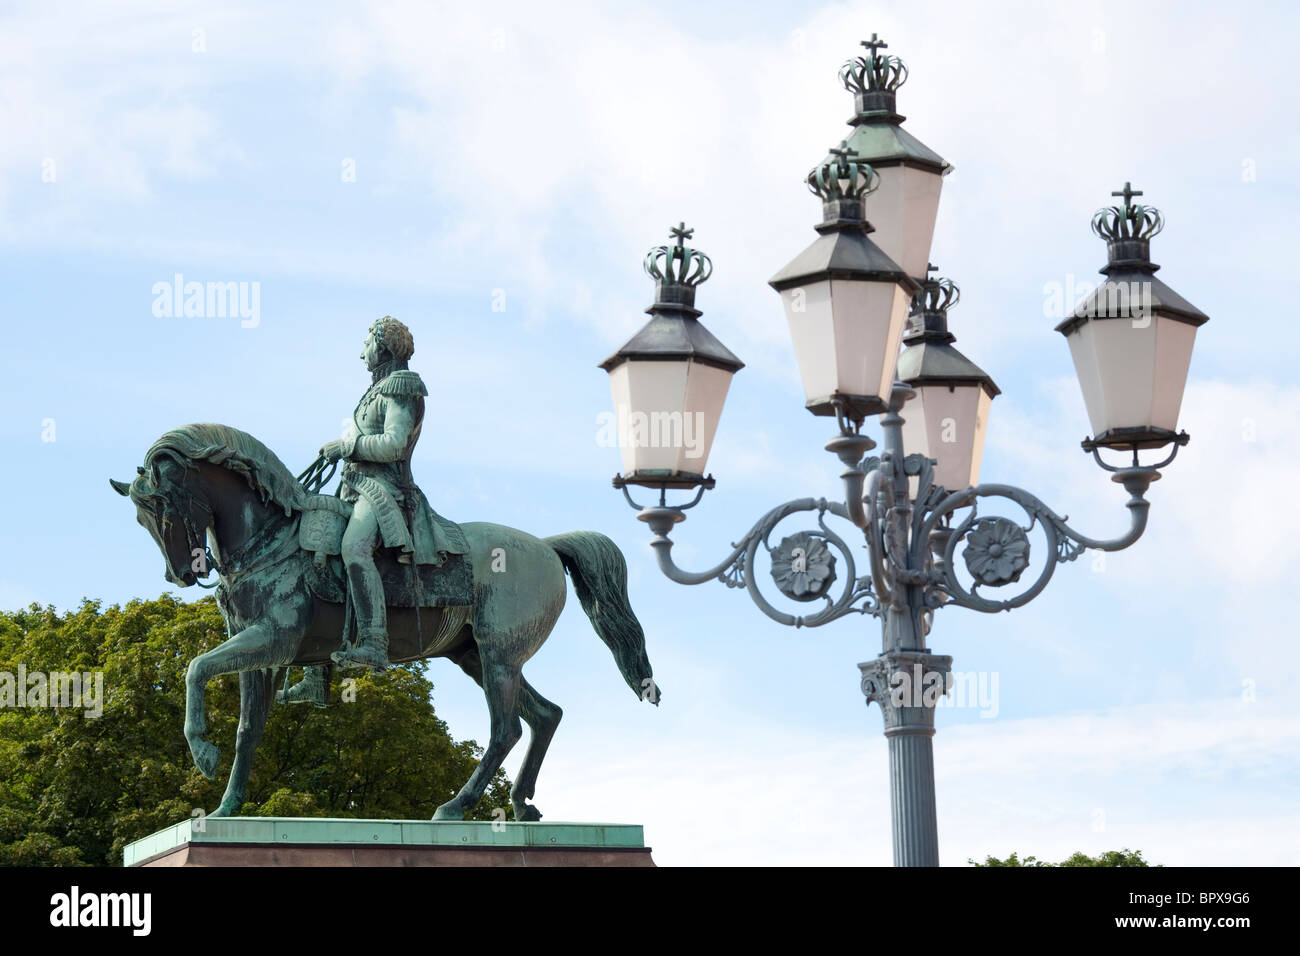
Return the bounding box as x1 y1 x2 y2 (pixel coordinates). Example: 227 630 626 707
298 493 474 608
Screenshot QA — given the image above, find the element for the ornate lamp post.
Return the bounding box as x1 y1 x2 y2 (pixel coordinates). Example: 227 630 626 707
600 38 1208 866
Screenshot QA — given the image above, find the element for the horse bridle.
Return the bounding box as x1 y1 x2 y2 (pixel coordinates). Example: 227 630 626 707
147 462 223 589
154 459 301 588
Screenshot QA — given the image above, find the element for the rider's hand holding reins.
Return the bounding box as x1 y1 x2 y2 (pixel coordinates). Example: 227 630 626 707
320 439 348 463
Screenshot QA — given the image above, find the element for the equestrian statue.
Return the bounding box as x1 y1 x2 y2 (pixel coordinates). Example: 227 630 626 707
111 316 658 821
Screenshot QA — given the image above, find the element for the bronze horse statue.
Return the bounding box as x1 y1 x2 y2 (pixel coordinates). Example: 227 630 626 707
111 423 657 821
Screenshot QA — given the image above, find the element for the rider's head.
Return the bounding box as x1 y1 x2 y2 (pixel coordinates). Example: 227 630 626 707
363 315 415 370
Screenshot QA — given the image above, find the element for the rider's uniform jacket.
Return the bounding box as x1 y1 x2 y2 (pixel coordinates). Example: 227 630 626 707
339 366 465 565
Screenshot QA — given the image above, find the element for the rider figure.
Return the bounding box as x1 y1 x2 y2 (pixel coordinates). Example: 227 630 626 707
316 315 458 673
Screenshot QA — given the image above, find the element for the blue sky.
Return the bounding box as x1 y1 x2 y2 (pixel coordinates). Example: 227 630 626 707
2 0 1297 865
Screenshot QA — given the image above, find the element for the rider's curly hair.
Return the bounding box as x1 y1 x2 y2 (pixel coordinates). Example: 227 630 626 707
369 315 415 361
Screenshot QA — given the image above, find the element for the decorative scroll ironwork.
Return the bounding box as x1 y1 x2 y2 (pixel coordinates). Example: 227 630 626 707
617 488 880 627
619 383 1175 629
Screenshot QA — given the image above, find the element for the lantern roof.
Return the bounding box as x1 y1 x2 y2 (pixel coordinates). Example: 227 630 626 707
768 226 916 291
1055 183 1209 336
599 312 744 373
601 224 745 374
837 123 950 174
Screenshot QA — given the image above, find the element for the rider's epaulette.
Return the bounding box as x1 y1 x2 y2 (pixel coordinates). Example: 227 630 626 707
378 369 428 398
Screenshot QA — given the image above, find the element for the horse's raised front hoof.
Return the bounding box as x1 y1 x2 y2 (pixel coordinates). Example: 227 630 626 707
431 802 464 821
190 740 220 780
513 803 543 823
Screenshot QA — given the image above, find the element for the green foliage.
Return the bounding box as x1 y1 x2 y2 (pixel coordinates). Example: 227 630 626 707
0 596 512 866
970 848 1156 867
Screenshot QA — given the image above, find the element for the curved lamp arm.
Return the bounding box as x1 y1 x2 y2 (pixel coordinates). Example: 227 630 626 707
634 496 881 627
914 468 1156 614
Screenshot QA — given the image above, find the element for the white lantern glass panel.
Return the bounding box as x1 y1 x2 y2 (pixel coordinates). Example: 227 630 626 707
780 279 911 409
1064 315 1197 438
901 383 993 494
860 164 944 279
608 359 734 478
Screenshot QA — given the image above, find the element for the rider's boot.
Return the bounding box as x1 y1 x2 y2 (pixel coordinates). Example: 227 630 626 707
277 665 329 708
333 559 391 673
335 546 390 671
333 625 389 673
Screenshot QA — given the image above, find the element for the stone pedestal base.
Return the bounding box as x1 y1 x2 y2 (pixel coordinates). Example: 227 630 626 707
124 818 655 867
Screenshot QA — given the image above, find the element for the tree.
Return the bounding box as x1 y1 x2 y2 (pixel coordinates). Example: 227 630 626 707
970 848 1156 867
0 595 511 866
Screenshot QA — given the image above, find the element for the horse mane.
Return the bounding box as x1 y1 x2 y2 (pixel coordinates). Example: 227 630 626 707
144 423 306 516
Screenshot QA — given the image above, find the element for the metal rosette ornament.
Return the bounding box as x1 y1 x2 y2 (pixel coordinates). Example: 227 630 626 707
769 531 838 602
961 517 1031 587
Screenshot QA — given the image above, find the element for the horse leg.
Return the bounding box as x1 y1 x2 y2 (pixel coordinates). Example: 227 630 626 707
210 668 273 817
445 648 561 822
511 679 562 821
433 644 523 821
185 622 289 779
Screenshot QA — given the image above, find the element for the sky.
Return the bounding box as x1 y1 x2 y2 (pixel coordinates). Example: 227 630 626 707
1 0 1297 866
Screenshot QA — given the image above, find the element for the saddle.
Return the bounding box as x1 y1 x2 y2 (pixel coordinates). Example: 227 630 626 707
297 494 473 609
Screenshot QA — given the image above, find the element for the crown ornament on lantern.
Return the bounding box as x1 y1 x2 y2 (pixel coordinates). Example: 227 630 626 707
807 141 880 201
905 264 960 342
839 33 909 93
839 34 909 118
644 222 713 310
911 263 960 315
807 141 879 224
1090 182 1165 271
1091 181 1165 241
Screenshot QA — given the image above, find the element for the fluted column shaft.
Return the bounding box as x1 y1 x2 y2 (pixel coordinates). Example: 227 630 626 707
888 726 939 866
861 638 950 866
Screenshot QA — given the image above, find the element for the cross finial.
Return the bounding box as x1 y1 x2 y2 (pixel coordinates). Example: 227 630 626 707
1112 181 1143 208
926 262 939 278
828 140 858 166
670 221 694 247
861 33 888 58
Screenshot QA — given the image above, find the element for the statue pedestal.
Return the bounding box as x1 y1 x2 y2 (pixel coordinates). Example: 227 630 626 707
123 817 655 867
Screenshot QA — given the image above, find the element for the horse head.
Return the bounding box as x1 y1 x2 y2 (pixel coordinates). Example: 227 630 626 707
111 456 212 588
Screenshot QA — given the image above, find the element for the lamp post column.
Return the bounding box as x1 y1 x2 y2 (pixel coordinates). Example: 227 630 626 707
859 388 950 866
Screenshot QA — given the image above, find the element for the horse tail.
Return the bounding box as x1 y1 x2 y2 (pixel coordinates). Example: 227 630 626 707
545 531 659 705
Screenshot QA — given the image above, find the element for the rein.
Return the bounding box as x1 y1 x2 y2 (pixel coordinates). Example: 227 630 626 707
297 454 338 495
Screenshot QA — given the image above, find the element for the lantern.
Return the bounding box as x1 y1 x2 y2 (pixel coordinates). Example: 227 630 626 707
897 271 1000 492
601 224 744 487
834 35 952 281
1056 184 1209 450
770 143 918 426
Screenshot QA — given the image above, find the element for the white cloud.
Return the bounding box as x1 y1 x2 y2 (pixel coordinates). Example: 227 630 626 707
4 0 1279 385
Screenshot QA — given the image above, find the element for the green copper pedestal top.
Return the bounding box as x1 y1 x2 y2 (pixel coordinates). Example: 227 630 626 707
123 817 647 866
